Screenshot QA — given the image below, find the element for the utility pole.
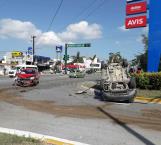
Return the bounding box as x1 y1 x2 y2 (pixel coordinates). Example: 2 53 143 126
32 36 36 64
65 44 68 74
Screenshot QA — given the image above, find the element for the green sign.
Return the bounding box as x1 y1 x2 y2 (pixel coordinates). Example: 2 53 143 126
67 43 91 48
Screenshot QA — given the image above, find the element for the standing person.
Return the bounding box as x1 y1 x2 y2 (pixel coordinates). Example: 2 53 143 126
3 67 6 76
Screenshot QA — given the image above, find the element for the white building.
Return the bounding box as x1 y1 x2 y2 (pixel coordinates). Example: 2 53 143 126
0 52 26 75
83 57 101 71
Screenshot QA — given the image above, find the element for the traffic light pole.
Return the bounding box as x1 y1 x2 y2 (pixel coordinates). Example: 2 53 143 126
64 43 90 74
65 44 68 74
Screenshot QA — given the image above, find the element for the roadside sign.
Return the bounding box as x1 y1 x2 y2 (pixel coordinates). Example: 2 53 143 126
26 53 33 62
27 47 33 62
12 51 23 57
28 47 33 55
125 15 147 29
67 43 91 48
56 45 63 52
126 1 147 15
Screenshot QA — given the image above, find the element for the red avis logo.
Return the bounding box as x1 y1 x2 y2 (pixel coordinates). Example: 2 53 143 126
125 15 147 29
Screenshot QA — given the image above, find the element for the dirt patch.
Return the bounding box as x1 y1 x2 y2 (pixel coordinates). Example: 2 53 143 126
0 88 106 119
101 105 161 131
1 88 161 131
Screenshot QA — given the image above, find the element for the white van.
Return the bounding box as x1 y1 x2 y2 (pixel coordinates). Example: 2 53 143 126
8 65 38 77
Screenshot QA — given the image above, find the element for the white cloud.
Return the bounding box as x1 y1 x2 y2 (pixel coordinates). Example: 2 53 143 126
0 19 102 47
118 25 129 32
0 19 41 39
36 32 62 46
64 21 102 39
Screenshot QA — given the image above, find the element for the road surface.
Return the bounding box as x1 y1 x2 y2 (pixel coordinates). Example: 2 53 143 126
0 74 161 145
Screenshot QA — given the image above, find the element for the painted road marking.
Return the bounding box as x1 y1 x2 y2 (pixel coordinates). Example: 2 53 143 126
46 139 74 145
0 127 89 145
135 96 161 104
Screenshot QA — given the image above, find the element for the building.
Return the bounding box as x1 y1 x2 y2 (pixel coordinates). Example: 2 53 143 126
0 51 51 75
83 57 101 71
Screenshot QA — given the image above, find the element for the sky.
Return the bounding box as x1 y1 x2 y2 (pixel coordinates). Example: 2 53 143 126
0 0 148 60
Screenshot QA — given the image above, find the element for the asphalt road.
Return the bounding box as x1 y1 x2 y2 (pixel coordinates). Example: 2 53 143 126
0 74 161 145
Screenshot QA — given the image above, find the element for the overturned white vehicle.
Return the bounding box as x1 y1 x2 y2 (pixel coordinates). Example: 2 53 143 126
101 54 136 103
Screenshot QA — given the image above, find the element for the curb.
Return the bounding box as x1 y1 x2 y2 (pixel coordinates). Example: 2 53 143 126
135 96 161 104
81 85 161 104
0 127 89 145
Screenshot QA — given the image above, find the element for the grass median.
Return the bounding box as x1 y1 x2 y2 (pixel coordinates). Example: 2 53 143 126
137 89 161 99
0 133 48 145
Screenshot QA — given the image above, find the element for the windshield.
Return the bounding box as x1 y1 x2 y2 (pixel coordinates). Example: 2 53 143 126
20 69 36 74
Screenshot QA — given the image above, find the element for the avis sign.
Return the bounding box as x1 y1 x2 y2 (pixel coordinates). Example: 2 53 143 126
125 15 147 29
126 1 147 15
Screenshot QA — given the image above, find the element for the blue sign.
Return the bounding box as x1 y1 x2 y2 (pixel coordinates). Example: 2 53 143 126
28 47 33 55
56 45 63 52
148 1 161 72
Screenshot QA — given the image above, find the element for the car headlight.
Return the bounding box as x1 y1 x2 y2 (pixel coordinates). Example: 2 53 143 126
30 77 35 80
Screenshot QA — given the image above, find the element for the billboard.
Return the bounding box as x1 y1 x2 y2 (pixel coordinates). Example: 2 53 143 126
126 0 142 3
12 51 23 57
126 1 147 15
125 15 147 29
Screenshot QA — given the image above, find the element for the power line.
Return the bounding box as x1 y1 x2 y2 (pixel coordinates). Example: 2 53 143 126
75 0 98 21
47 0 64 31
56 0 106 32
84 0 106 19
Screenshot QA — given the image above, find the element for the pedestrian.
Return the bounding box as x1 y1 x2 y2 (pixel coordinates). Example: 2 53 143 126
3 67 6 76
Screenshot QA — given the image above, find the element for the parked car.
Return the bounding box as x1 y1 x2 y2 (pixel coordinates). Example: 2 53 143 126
15 68 40 87
8 67 17 77
69 70 85 78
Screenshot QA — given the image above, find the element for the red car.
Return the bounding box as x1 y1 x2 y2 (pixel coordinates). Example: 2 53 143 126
15 68 40 87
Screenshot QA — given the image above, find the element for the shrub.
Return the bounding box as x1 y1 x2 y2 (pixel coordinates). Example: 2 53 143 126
132 72 161 90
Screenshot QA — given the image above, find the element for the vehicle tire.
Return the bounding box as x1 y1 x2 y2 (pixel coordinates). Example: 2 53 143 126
128 77 136 89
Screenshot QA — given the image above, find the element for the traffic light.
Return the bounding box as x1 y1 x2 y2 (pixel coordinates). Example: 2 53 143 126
67 55 69 60
63 55 69 61
84 43 91 47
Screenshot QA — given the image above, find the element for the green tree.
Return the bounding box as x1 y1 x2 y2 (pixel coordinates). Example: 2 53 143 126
133 34 161 71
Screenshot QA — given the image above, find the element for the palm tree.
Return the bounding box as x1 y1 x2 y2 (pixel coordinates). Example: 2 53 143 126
109 52 122 63
72 52 84 63
89 55 96 63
